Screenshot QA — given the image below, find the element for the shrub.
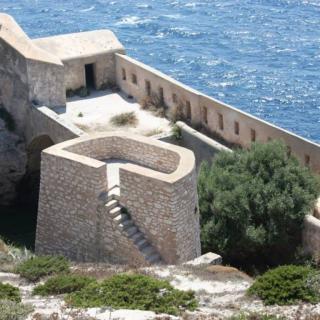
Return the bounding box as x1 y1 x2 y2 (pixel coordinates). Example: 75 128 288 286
66 89 75 98
0 300 33 320
110 112 138 127
172 124 182 140
140 94 166 118
0 283 21 302
16 256 70 282
33 274 95 296
78 112 83 117
76 87 90 97
66 273 197 316
248 265 319 305
0 106 15 132
198 141 320 268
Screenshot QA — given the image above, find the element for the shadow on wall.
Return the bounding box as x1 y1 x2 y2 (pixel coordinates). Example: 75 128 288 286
0 135 54 249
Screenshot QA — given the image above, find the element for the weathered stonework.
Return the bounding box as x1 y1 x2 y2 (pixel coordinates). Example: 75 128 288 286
36 132 200 265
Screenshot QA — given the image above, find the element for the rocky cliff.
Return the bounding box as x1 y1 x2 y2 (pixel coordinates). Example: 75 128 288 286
0 117 27 205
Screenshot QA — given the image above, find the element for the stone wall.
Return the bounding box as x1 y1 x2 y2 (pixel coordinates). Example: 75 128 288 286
35 149 108 260
36 133 200 265
63 53 122 91
115 54 320 173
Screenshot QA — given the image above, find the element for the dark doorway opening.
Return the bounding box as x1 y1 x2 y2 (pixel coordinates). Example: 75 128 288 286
0 135 54 249
85 64 95 89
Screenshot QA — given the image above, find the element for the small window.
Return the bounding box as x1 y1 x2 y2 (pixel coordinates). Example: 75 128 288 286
218 113 224 130
202 106 208 124
122 68 126 81
186 100 191 121
159 87 164 104
172 93 177 104
305 154 310 166
234 121 239 135
287 146 291 156
145 80 151 96
251 129 256 142
132 73 137 85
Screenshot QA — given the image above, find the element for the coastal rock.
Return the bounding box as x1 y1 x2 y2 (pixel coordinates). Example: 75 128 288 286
0 118 27 205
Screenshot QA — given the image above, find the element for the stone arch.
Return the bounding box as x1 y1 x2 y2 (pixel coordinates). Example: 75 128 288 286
18 135 54 208
26 135 54 174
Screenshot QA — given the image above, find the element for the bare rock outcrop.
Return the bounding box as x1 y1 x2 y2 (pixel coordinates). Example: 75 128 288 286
0 118 27 205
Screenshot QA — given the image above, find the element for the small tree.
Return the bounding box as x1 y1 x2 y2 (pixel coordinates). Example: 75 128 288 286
198 141 320 269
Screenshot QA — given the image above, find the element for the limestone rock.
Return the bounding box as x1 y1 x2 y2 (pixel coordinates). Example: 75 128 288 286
184 252 222 266
0 118 27 205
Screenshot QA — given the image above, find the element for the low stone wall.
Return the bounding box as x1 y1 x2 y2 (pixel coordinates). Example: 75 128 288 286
160 121 230 172
115 54 320 173
36 132 200 264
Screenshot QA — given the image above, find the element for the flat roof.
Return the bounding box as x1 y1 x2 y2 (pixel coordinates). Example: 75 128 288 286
32 30 125 61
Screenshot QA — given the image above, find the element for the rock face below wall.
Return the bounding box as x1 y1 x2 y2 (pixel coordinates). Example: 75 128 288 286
0 119 27 205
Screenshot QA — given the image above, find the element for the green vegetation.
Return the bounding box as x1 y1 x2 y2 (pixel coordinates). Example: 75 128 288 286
66 273 197 315
0 300 33 320
0 106 15 132
33 274 95 296
0 283 21 302
16 256 70 282
172 124 182 140
78 112 83 117
198 141 320 269
248 265 319 305
110 111 138 127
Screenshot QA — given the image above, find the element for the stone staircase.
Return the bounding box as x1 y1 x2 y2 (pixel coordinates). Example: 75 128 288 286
105 186 162 265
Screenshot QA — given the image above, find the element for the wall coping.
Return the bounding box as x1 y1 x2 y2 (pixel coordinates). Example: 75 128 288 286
43 132 196 185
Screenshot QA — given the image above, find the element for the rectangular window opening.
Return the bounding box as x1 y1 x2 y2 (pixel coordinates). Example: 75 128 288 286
218 113 224 130
122 68 126 81
186 100 191 121
305 154 310 166
159 87 164 104
145 80 151 96
234 121 239 135
202 106 208 124
132 73 137 85
251 129 256 142
172 93 177 104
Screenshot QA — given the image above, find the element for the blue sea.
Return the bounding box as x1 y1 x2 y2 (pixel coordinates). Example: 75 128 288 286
1 0 319 142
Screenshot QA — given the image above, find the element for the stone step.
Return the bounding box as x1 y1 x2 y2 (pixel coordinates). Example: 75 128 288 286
109 206 121 218
146 253 162 264
141 245 156 257
135 238 149 250
105 199 118 211
107 186 120 201
123 225 138 237
117 218 133 229
129 231 144 243
113 213 129 225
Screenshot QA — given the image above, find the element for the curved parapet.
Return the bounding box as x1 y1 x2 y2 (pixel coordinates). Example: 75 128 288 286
36 132 200 265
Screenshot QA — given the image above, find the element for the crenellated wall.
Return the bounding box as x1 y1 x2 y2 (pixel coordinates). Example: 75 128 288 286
115 53 320 173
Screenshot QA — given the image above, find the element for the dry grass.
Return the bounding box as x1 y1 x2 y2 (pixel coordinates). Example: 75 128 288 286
144 128 164 137
110 111 138 127
139 95 166 118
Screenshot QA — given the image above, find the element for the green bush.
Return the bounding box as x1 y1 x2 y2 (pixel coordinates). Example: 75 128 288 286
0 300 33 320
16 256 70 282
33 274 95 296
198 141 320 268
66 273 197 315
0 283 21 302
248 265 319 305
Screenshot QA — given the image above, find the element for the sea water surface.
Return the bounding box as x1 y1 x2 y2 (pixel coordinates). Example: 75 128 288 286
1 0 320 142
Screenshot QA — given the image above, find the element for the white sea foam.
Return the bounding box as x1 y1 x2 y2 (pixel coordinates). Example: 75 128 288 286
79 6 95 12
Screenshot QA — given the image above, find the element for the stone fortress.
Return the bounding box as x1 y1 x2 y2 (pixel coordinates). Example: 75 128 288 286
0 13 319 265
